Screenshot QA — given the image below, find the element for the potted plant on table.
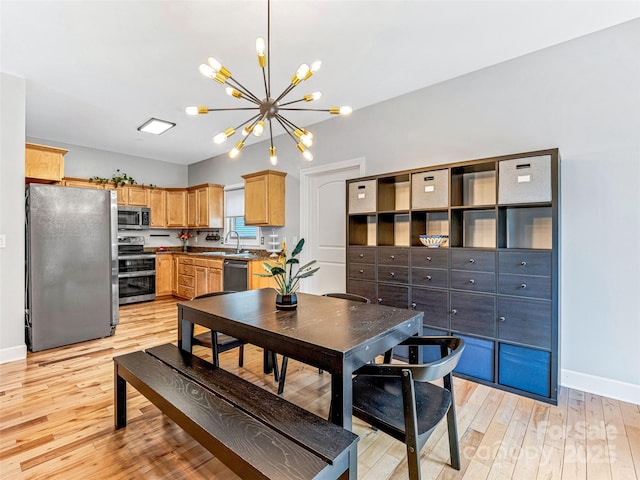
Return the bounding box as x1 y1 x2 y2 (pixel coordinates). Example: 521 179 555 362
177 230 192 252
255 238 319 310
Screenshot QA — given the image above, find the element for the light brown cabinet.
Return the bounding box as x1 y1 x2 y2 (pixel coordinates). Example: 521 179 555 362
248 259 279 290
166 189 187 228
208 260 223 292
176 256 195 299
174 255 224 299
187 189 198 227
63 177 102 189
25 143 67 183
155 254 173 296
242 170 286 226
149 189 167 228
186 184 224 228
122 185 149 207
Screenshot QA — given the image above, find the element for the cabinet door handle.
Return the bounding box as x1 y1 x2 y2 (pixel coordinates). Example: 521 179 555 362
521 261 527 266
359 253 364 258
378 298 383 304
411 302 417 310
390 255 395 260
499 316 506 322
359 269 364 274
469 279 475 284
425 275 432 281
450 309 457 315
469 258 475 263
426 256 432 262
520 283 527 289
390 272 395 277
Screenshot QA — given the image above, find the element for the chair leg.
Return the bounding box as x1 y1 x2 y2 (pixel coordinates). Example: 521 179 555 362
238 345 244 367
446 405 461 469
277 356 288 395
271 352 279 382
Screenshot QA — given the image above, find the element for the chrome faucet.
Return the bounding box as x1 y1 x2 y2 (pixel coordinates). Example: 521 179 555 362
224 230 241 253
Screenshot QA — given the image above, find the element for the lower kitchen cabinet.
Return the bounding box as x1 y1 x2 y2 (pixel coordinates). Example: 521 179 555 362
155 254 173 296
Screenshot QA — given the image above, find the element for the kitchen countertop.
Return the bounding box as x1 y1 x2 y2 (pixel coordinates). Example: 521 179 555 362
149 248 276 261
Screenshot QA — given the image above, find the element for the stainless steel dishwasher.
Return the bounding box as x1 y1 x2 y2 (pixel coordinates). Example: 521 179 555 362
223 259 248 291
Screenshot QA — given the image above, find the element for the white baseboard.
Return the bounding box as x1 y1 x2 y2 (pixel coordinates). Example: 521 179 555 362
0 344 27 364
561 369 640 404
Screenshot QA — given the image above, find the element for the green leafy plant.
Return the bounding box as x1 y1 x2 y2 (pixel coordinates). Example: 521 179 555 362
255 238 319 294
89 169 137 187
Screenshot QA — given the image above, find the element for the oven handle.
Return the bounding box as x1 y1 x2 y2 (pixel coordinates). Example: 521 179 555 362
118 254 156 260
118 270 156 279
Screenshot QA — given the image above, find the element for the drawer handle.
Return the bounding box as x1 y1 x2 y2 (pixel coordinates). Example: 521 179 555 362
469 258 475 263
390 255 395 260
426 256 432 262
359 253 364 258
390 272 395 277
425 275 432 281
499 316 506 322
411 302 417 310
450 309 457 315
520 283 527 289
469 279 475 284
521 261 527 266
378 298 383 304
359 269 364 274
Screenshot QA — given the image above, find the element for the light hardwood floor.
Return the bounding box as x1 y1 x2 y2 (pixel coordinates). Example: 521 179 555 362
1 298 638 479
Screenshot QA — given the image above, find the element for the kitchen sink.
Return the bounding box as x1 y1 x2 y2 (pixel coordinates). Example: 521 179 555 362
199 251 258 259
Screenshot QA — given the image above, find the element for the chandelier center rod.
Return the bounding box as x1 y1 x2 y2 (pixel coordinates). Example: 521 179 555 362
259 97 279 119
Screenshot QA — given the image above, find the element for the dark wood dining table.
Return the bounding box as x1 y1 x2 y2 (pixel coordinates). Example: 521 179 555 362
178 288 423 430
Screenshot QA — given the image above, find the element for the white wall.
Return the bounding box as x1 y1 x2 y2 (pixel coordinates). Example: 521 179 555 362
189 20 640 402
0 73 27 363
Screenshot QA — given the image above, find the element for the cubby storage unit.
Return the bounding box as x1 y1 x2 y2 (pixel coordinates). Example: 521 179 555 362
345 148 560 404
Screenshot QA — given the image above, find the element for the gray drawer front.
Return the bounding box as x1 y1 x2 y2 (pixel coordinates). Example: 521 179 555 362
348 246 377 265
348 263 376 281
499 251 551 276
411 288 449 329
499 274 551 299
498 155 551 204
411 169 449 209
377 284 408 309
451 270 496 293
450 292 496 337
451 249 496 272
378 265 409 284
348 280 377 304
378 247 409 266
411 248 449 269
498 297 552 349
348 180 377 214
411 267 449 288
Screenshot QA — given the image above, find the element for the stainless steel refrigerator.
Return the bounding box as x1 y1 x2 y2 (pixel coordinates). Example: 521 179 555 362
25 184 119 351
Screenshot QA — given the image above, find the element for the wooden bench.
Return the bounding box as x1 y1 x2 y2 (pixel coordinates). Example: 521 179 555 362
114 343 359 480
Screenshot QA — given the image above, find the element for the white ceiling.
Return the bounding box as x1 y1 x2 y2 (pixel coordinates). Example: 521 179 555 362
2 1 639 165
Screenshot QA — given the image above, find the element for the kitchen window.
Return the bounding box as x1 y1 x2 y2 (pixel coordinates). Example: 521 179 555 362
224 184 260 246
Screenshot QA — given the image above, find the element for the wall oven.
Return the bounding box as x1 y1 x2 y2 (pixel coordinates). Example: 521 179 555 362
118 236 156 305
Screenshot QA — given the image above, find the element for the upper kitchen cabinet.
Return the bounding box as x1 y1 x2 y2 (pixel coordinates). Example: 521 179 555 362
25 143 67 183
149 188 167 228
192 184 224 228
242 170 286 226
121 185 150 207
165 188 187 228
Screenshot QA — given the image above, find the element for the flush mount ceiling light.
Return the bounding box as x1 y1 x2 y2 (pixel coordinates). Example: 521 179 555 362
185 0 351 165
137 118 176 135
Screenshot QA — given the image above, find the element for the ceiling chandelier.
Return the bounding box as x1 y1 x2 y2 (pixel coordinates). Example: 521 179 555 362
185 0 351 165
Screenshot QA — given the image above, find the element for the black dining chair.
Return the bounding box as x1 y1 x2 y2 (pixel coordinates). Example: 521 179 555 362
191 291 246 367
351 336 465 480
275 292 371 395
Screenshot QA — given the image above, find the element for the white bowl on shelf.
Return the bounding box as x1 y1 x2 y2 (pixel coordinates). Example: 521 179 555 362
419 234 449 248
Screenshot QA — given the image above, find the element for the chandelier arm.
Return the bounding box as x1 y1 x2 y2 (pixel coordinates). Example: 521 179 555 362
234 113 263 132
278 115 308 135
273 83 297 104
275 114 299 144
269 118 274 148
279 108 332 112
226 76 262 104
207 107 261 112
267 0 271 98
261 67 269 100
278 98 306 107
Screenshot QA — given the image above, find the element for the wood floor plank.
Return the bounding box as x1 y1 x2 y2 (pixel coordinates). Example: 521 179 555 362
0 298 637 480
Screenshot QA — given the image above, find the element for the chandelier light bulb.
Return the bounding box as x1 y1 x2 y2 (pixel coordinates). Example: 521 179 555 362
269 146 278 165
225 87 242 99
292 64 309 85
303 91 322 102
229 140 245 159
185 106 199 115
213 127 235 144
253 120 265 136
330 106 353 116
304 60 322 80
199 64 215 79
207 57 222 72
256 37 267 67
301 133 313 147
303 150 314 161
242 125 253 136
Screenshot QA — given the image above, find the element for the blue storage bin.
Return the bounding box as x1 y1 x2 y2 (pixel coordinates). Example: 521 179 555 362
453 334 494 382
499 343 550 397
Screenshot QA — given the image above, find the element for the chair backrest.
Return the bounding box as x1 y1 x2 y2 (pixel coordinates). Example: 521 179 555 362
193 291 237 300
404 336 465 383
322 292 371 304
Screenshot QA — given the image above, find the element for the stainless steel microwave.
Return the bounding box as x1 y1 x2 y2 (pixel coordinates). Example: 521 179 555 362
117 206 150 230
